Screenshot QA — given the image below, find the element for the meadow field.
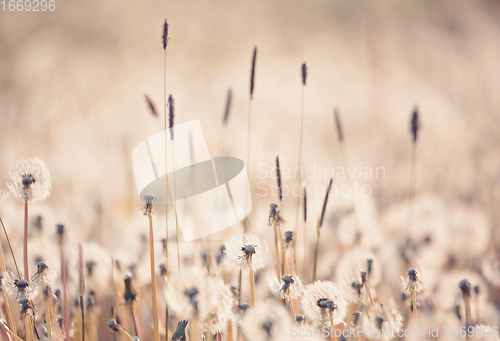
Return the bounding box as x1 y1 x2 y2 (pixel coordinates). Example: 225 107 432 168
1 1 500 340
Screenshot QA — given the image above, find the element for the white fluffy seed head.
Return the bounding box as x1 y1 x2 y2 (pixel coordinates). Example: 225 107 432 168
8 157 51 202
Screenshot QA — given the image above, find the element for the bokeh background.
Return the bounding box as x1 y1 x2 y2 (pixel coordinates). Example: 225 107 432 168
1 0 500 339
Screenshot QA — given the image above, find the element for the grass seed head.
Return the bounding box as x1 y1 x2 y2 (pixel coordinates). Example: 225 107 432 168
162 19 169 50
410 106 420 143
144 94 159 117
301 62 307 86
250 46 257 99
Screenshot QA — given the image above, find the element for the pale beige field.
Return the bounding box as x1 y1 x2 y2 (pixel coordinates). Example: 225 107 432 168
1 1 500 340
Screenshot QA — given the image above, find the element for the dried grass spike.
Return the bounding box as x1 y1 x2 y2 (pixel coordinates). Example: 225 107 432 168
144 94 158 117
334 108 343 142
162 19 169 50
168 95 175 139
319 178 333 227
411 106 420 143
303 184 307 223
222 88 233 125
275 155 282 202
301 62 307 86
250 46 257 100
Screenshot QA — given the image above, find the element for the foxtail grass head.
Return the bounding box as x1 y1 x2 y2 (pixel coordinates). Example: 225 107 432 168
124 275 137 303
319 178 333 228
410 106 420 143
301 62 307 86
333 108 343 142
222 88 233 126
303 184 307 222
275 155 283 202
250 46 257 100
168 95 175 139
144 94 158 117
162 19 169 50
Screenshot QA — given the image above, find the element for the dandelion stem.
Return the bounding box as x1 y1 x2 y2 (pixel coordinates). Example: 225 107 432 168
272 218 281 280
249 254 255 307
0 217 21 278
148 212 160 341
278 220 288 275
129 305 139 338
288 297 295 319
23 200 29 281
412 288 417 321
119 326 135 341
24 314 35 341
58 226 70 341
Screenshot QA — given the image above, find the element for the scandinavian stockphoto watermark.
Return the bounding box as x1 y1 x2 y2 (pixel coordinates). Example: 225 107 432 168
256 161 386 199
290 325 500 339
132 120 251 241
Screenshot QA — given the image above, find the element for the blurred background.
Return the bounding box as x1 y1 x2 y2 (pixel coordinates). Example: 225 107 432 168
1 0 500 337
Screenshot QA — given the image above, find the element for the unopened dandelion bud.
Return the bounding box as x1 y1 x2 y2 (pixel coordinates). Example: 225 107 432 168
107 319 120 333
459 279 471 297
171 319 188 341
360 271 367 286
353 311 361 325
124 275 137 303
285 231 293 245
474 285 479 295
375 316 384 329
56 224 65 237
367 259 373 276
86 261 96 277
296 315 304 324
159 264 167 277
238 303 250 313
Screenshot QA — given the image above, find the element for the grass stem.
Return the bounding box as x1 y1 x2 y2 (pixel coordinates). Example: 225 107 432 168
148 212 160 341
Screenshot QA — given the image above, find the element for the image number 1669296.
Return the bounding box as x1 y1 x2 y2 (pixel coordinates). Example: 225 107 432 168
2 0 55 12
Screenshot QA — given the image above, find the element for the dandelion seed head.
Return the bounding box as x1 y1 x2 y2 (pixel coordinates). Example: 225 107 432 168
241 302 291 341
224 235 268 270
404 268 425 293
269 273 304 300
301 281 347 326
164 268 234 330
8 157 51 202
